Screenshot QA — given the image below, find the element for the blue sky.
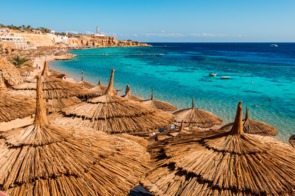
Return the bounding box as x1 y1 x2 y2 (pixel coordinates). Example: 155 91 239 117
1 0 295 42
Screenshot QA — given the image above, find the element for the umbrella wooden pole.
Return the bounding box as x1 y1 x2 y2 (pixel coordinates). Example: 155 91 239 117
245 107 250 120
230 102 243 135
151 89 154 100
125 85 130 95
34 75 48 126
105 69 115 96
192 97 195 108
41 61 49 77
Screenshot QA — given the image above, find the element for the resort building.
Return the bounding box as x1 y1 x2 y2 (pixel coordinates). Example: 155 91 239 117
0 36 28 49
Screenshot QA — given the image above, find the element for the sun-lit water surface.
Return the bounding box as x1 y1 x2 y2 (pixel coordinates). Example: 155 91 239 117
49 43 295 143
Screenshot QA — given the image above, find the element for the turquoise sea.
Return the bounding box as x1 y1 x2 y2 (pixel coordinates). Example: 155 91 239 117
49 43 295 143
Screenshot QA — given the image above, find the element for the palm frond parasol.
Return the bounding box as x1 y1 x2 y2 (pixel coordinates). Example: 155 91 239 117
142 102 295 195
11 63 97 113
0 58 23 89
0 76 150 195
220 107 278 136
50 69 174 137
173 97 222 128
140 89 177 112
90 80 108 94
0 90 35 123
76 78 95 89
122 85 144 101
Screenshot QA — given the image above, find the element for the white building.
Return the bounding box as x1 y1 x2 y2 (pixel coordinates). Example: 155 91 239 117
0 36 28 49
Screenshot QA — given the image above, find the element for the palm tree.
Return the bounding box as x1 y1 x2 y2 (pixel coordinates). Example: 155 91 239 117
10 55 30 68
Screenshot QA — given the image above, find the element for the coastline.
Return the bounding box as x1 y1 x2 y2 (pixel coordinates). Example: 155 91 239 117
2 43 294 143
48 45 295 144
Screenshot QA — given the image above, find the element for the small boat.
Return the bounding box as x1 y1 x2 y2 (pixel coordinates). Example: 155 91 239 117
220 76 231 79
270 44 278 47
209 73 217 77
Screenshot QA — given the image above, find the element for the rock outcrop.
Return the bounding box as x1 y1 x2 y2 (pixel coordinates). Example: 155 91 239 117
1 30 149 49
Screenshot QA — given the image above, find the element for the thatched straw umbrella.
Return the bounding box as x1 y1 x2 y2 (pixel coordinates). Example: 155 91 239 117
48 69 66 79
90 80 108 94
11 63 97 113
173 97 222 128
141 89 177 112
0 90 35 123
50 69 174 137
142 102 295 195
76 75 95 89
290 135 295 147
0 58 23 89
39 62 65 79
0 76 150 196
76 80 95 89
220 107 278 136
122 85 144 101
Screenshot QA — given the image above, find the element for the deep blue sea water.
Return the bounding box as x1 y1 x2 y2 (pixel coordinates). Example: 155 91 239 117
49 43 295 142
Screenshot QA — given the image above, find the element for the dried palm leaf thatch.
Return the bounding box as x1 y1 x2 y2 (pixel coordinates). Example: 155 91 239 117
0 58 23 88
46 96 81 113
50 69 174 137
141 89 177 112
0 76 6 90
0 90 35 123
290 135 295 147
116 133 149 148
122 85 144 101
0 76 150 196
48 69 66 79
142 102 295 196
173 97 222 128
13 63 96 99
76 79 95 89
11 77 84 113
11 64 96 113
91 80 108 93
220 107 278 136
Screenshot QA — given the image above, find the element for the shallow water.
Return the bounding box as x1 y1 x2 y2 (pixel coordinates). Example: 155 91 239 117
50 43 295 143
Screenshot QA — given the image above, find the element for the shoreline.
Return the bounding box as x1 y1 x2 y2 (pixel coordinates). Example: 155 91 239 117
48 46 292 143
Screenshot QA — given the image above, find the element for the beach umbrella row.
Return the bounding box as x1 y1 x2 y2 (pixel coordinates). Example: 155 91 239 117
50 69 174 137
142 102 295 195
11 62 98 113
0 75 150 196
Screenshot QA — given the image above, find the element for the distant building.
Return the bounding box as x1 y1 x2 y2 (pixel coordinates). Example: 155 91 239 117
0 36 28 49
